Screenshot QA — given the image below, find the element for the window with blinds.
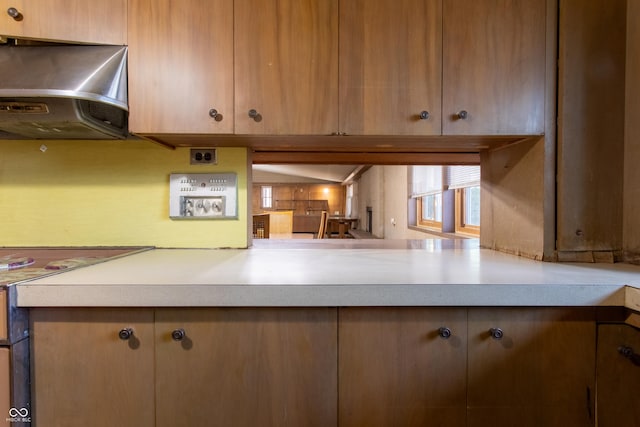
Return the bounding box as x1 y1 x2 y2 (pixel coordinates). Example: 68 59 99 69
410 166 443 197
445 166 480 189
409 165 480 234
261 186 272 209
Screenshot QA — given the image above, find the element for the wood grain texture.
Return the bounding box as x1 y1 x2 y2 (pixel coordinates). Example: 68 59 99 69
234 0 339 135
480 137 546 260
596 324 640 426
557 0 626 252
155 308 337 427
267 210 293 234
339 0 442 135
624 0 640 260
252 184 344 217
128 0 234 133
443 0 546 135
0 0 127 44
0 348 9 427
467 308 596 426
0 291 6 342
339 308 467 427
30 309 155 427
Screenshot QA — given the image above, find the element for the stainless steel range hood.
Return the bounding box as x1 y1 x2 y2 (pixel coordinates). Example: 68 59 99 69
0 45 129 140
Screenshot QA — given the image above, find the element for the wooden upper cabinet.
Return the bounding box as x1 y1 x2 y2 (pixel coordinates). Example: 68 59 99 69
442 0 546 135
127 0 234 134
339 0 442 136
0 0 127 44
125 0 546 137
234 0 339 135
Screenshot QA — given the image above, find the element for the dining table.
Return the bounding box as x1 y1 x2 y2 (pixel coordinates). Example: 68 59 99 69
326 217 359 238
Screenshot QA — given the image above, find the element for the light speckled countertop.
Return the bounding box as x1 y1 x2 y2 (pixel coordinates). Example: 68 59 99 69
14 240 640 307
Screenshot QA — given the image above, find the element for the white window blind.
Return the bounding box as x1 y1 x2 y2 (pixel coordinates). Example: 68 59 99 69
445 166 480 189
261 185 272 208
410 166 443 197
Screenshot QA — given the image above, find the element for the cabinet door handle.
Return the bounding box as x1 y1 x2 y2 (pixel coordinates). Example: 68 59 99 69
118 327 134 340
438 327 452 339
489 327 504 340
209 108 223 122
419 111 430 120
457 110 469 120
248 109 262 122
171 328 186 341
618 346 640 367
7 7 23 20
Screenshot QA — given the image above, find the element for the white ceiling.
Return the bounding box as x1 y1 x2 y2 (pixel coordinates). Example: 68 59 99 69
252 164 360 183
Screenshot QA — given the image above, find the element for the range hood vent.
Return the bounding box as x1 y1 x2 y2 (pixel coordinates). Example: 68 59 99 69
0 45 129 140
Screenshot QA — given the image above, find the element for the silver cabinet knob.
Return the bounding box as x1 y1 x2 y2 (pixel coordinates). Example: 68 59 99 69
248 109 262 122
457 110 468 120
618 346 640 366
489 327 504 340
209 108 223 122
438 327 452 339
419 111 430 120
7 7 23 20
171 328 186 341
118 327 133 340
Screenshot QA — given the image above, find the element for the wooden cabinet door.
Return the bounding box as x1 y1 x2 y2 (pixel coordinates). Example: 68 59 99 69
0 0 127 44
339 0 442 135
596 323 640 426
30 308 155 427
467 308 596 427
339 308 467 427
234 0 338 135
155 308 337 427
442 0 546 135
128 0 234 134
0 348 9 427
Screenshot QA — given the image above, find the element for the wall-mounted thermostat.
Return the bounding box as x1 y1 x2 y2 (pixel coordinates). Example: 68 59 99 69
169 173 238 219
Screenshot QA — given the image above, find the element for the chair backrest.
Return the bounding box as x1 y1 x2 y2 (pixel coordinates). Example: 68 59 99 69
252 214 270 239
317 211 328 239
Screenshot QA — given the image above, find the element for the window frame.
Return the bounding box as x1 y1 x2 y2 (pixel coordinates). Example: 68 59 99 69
455 186 480 236
416 192 443 230
260 185 273 209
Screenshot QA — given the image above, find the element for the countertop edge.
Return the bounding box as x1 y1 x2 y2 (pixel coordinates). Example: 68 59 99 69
16 283 627 308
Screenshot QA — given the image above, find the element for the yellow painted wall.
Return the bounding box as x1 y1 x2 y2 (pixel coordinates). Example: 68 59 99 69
0 140 248 248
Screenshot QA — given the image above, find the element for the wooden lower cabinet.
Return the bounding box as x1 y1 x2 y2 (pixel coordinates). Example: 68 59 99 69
154 308 337 427
0 347 9 427
31 307 337 427
339 307 468 427
596 323 640 426
30 306 604 427
339 307 597 427
467 308 596 427
30 308 155 427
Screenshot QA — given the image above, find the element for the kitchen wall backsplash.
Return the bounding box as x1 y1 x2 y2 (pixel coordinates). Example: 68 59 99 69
0 140 248 248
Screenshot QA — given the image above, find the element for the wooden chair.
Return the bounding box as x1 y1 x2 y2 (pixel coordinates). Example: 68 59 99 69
252 214 270 239
316 211 328 239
